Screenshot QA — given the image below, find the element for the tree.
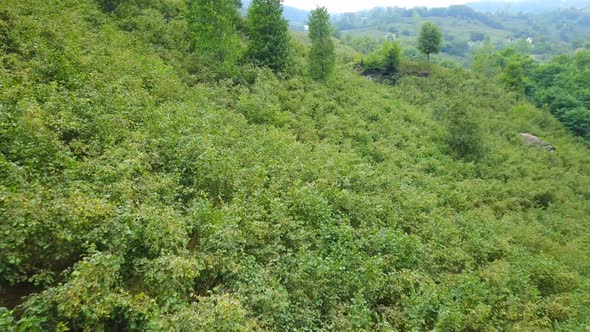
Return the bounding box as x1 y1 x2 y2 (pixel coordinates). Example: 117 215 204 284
364 41 401 77
470 31 486 42
500 58 528 94
187 0 243 77
308 7 335 81
417 22 442 66
562 107 590 140
445 102 485 160
246 0 291 73
472 42 501 78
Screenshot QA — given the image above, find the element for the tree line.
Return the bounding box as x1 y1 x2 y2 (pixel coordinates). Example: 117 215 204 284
361 22 442 78
188 0 446 83
188 0 335 81
334 5 503 31
473 44 590 141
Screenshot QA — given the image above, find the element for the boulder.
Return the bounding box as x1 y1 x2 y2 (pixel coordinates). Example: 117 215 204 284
520 133 555 152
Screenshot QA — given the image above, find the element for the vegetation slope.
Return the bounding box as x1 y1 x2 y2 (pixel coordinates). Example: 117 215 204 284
1 0 590 331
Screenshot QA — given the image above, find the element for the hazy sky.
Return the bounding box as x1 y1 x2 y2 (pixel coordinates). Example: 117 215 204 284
282 0 474 12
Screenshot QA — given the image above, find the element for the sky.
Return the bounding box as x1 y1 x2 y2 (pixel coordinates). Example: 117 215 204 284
282 0 475 12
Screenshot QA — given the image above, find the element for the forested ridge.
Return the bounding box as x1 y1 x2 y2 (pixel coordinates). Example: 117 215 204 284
1 0 590 331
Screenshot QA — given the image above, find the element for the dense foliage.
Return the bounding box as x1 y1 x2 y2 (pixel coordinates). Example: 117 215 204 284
362 41 402 79
528 52 590 140
472 46 590 141
1 0 590 330
186 0 243 78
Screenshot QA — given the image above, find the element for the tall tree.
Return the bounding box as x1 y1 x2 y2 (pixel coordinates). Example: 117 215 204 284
246 0 291 73
308 6 335 81
500 58 528 94
187 0 242 77
417 22 442 66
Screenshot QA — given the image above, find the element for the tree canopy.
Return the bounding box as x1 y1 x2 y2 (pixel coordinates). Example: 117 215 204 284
187 0 243 78
418 22 443 64
363 41 402 78
308 6 335 81
473 46 590 141
246 0 291 73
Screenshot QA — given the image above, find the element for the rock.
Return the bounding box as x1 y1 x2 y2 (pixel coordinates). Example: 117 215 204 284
520 133 555 152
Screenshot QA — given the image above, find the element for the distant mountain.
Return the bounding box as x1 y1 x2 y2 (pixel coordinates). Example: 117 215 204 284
467 0 590 13
241 1 310 25
283 5 310 24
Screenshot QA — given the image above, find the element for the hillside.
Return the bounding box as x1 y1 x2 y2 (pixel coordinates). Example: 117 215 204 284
334 5 590 65
1 0 590 331
467 0 590 13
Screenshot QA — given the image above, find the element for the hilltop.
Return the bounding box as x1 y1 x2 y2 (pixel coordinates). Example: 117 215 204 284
1 0 590 330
